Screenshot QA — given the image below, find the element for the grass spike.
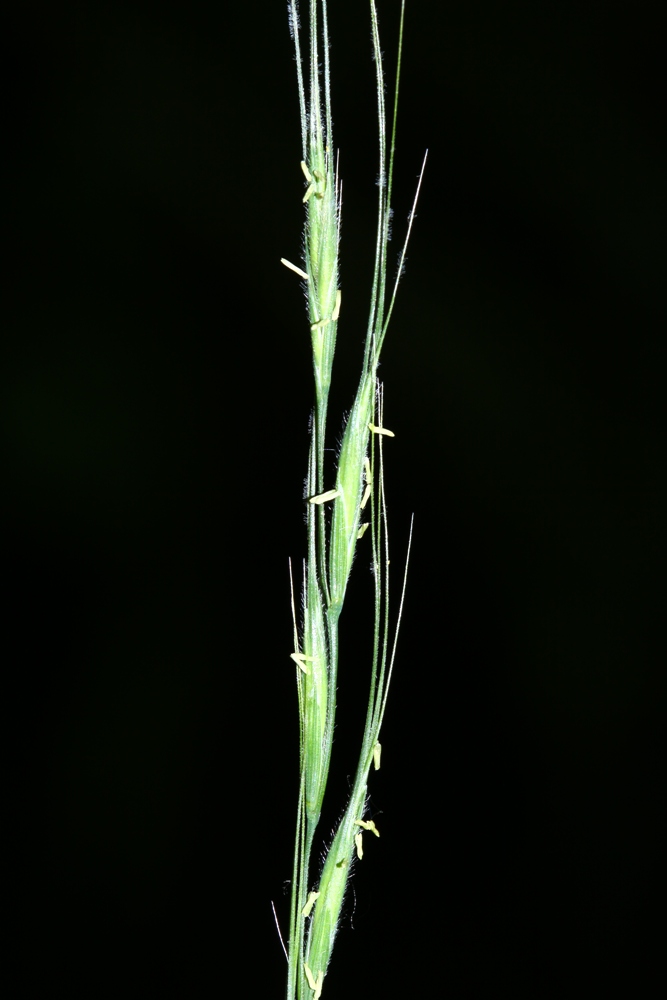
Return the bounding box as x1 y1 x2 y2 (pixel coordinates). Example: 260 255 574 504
281 5 423 998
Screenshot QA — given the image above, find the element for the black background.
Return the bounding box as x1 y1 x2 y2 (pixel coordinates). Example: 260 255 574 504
5 1 665 995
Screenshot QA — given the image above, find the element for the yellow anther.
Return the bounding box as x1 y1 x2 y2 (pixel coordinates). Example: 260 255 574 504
281 258 309 281
309 488 341 505
302 891 320 917
354 818 380 837
290 652 313 674
354 831 364 859
304 965 324 999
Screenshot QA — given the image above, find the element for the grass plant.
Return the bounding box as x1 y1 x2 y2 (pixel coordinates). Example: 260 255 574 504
280 3 425 997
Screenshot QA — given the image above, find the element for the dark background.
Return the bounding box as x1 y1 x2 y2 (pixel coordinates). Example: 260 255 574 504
5 0 665 995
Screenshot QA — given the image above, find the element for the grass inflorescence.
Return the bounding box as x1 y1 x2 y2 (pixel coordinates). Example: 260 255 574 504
280 3 425 998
